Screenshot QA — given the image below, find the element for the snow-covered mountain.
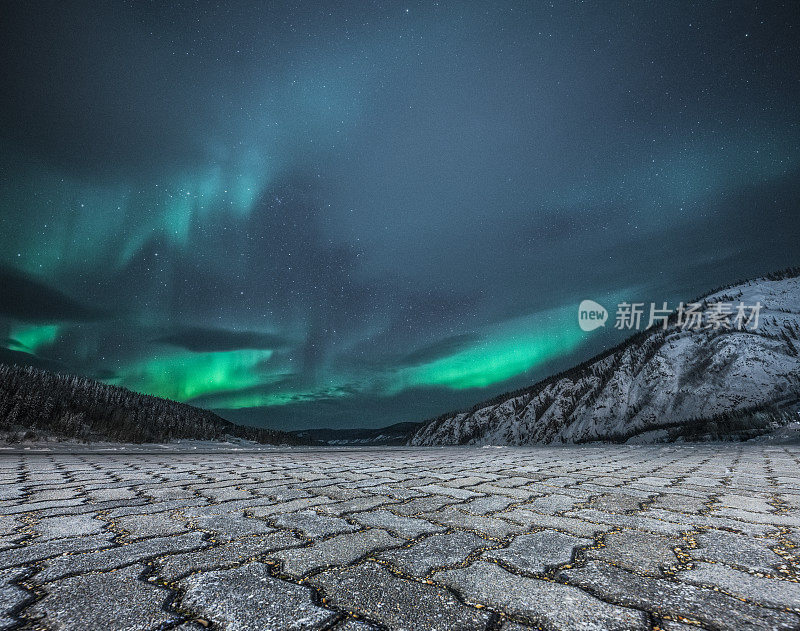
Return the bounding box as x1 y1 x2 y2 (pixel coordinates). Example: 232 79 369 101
410 270 800 446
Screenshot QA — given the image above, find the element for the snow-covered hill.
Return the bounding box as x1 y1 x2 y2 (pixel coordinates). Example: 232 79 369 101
410 270 800 446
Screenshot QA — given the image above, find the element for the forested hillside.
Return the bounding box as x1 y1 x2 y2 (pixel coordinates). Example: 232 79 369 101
0 364 303 444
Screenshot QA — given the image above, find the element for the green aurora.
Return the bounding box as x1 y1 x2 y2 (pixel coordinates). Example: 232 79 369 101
2 2 799 429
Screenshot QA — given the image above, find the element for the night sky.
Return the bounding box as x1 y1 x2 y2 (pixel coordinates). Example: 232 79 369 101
1 1 799 430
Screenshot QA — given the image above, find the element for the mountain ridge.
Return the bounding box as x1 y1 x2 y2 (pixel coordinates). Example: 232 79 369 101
410 268 800 446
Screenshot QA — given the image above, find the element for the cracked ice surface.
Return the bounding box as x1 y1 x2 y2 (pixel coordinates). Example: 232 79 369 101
0 444 799 630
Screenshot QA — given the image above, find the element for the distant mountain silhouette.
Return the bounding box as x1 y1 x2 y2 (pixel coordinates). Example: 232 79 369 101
291 421 425 446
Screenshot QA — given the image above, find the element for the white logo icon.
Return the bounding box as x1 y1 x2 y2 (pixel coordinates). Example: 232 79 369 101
578 300 608 332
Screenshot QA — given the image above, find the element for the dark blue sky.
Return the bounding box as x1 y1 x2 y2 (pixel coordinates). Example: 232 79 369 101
1 1 798 429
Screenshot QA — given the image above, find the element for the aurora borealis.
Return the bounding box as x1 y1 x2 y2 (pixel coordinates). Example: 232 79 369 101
2 2 799 429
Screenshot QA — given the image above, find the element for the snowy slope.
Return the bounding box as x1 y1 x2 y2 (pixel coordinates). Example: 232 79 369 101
411 271 800 445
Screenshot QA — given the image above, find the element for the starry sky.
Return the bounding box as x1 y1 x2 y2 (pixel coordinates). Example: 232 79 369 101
1 1 799 430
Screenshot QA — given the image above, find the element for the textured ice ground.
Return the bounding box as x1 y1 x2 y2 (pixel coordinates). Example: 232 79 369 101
0 445 799 630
